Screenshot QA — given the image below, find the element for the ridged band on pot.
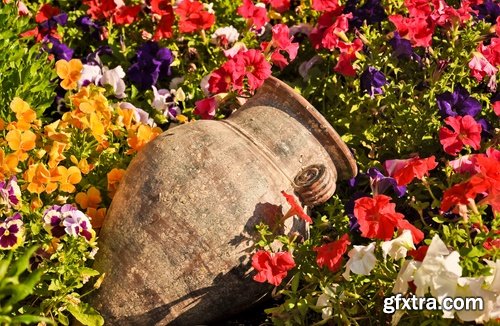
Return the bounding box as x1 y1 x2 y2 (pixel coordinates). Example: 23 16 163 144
293 164 336 207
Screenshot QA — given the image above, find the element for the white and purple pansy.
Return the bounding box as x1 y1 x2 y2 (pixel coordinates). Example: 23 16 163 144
43 204 94 241
0 176 22 211
0 212 25 250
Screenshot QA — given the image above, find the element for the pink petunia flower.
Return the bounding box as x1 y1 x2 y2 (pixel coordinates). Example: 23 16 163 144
237 0 269 29
439 115 482 156
468 52 498 82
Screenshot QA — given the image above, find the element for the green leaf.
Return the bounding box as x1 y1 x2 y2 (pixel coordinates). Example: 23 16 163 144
67 302 104 326
10 314 55 325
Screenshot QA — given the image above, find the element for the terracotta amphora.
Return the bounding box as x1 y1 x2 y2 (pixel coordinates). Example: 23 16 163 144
89 76 357 325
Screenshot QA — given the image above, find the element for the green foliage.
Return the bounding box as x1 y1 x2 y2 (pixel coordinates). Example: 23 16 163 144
0 4 56 118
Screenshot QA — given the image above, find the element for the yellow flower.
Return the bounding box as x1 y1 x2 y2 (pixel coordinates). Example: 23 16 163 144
6 129 36 161
107 168 126 198
75 187 102 210
70 155 93 175
48 141 67 168
55 59 83 90
126 125 162 154
24 163 59 194
10 97 37 130
56 166 82 193
0 149 19 180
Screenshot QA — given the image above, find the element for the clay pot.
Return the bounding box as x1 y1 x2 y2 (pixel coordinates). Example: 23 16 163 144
90 77 357 325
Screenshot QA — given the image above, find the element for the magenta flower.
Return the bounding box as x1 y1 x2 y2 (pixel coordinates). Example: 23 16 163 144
439 115 482 156
43 204 94 241
0 213 24 250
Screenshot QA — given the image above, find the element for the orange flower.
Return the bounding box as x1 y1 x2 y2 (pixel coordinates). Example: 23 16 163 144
70 155 93 174
48 141 67 168
6 129 36 160
44 120 70 142
86 207 107 229
24 163 59 194
107 168 126 198
75 186 102 209
10 97 37 130
127 125 162 154
55 59 83 90
89 112 106 142
116 107 135 130
56 166 82 193
0 149 19 180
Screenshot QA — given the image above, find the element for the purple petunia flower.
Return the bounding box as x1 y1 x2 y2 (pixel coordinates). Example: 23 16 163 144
39 11 68 31
344 0 386 28
360 67 387 97
367 168 406 197
127 42 174 90
44 36 73 61
0 177 22 210
0 213 24 250
76 15 101 39
389 32 421 62
436 85 482 118
472 0 500 24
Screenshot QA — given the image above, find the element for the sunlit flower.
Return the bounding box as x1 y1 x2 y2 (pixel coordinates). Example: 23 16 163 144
381 229 415 260
354 195 404 240
10 97 37 130
107 168 126 198
436 85 482 118
75 186 102 210
0 150 19 181
342 242 377 280
393 259 421 293
237 0 269 29
252 250 295 286
62 208 94 241
439 115 482 156
175 0 215 33
314 234 350 272
281 191 313 223
211 26 240 47
6 129 37 159
383 156 438 186
194 97 218 120
127 125 162 154
56 166 82 193
55 59 83 90
0 177 22 210
0 213 24 250
43 205 66 238
100 66 126 98
360 66 387 97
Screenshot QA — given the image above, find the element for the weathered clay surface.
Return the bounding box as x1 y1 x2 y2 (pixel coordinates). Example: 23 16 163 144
89 77 357 325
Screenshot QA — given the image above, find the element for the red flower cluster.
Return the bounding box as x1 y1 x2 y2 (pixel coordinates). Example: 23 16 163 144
151 0 174 41
237 0 269 30
83 0 141 25
252 250 295 286
281 191 313 224
309 5 363 76
383 156 438 186
261 0 290 13
439 115 482 156
354 195 423 243
21 4 63 42
314 234 350 272
389 0 476 48
208 49 271 94
175 0 215 34
441 151 500 213
262 24 299 69
469 26 500 81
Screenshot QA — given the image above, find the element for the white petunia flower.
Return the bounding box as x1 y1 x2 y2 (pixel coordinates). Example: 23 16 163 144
211 26 240 45
78 64 102 88
342 242 377 280
393 259 421 294
101 66 126 99
381 229 415 260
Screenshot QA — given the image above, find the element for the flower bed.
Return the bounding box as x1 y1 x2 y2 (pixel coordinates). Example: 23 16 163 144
0 0 498 325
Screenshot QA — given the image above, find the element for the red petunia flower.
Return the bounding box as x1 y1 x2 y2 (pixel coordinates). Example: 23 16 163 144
468 52 498 82
267 24 299 69
493 102 500 117
153 9 175 40
408 245 428 261
320 13 352 50
151 0 173 15
314 234 350 272
237 0 269 29
35 4 60 23
194 97 217 119
262 0 290 13
396 219 424 244
383 156 438 186
252 250 295 286
83 0 117 20
281 191 313 224
112 5 142 25
208 59 244 94
333 39 363 77
439 115 482 156
175 0 215 34
312 0 340 12
354 195 405 241
389 15 435 47
440 182 472 212
234 49 271 92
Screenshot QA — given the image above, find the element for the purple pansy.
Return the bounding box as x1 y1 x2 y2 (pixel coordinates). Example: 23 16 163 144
76 15 101 39
127 42 174 90
436 85 482 118
43 205 94 241
389 32 421 62
62 210 93 241
0 213 24 250
344 0 386 28
39 11 68 31
0 177 22 210
360 67 387 97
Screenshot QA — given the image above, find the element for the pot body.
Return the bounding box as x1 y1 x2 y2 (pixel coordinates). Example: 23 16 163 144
90 77 356 325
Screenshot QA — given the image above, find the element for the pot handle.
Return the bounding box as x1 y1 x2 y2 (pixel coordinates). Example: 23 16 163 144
292 164 337 207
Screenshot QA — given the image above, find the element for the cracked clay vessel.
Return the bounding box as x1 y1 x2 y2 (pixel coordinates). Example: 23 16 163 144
90 77 357 325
